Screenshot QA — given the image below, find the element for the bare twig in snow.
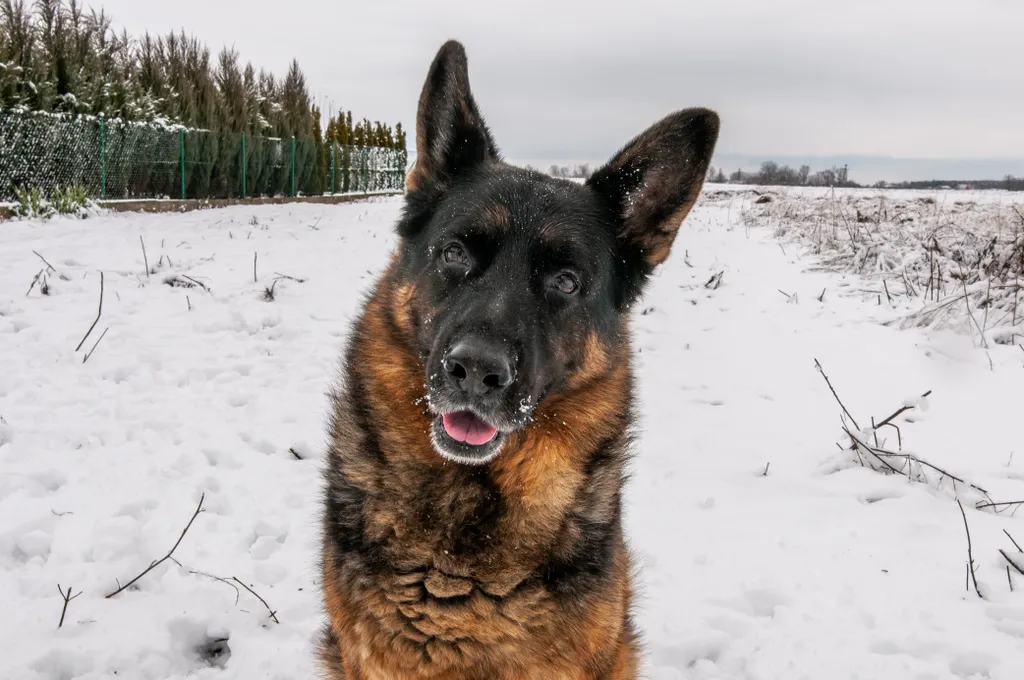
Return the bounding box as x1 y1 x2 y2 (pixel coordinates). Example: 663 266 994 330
74 272 104 352
1013 266 1020 335
308 217 323 230
57 584 81 628
983 276 992 337
106 493 205 599
26 269 44 296
82 327 109 364
873 391 932 432
841 427 904 476
187 295 192 311
232 577 279 624
253 252 258 283
761 462 770 477
961 277 989 349
1013 206 1024 226
181 275 210 293
1005 529 1023 553
33 250 56 272
849 432 990 498
273 272 306 283
816 362 988 500
814 359 861 431
189 570 240 605
188 569 278 622
818 288 826 303
903 270 918 298
1001 550 1024 578
957 500 984 599
262 280 277 302
140 236 150 279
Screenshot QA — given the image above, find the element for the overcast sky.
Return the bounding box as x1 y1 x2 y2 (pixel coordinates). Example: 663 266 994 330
98 0 1024 182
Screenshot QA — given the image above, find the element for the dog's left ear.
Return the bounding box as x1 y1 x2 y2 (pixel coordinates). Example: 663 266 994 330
406 40 499 194
587 108 720 277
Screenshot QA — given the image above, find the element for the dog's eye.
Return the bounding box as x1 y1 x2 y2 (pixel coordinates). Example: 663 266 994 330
443 243 469 266
552 271 580 295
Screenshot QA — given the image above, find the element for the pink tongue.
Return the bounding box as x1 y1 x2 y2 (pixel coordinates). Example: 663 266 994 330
442 411 498 446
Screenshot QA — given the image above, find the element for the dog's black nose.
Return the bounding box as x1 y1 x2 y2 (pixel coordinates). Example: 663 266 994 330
444 339 513 399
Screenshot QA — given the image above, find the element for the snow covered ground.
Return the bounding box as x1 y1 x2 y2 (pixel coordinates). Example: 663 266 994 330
1 192 1023 679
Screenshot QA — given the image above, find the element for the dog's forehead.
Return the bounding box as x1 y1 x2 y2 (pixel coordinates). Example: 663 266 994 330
442 168 612 245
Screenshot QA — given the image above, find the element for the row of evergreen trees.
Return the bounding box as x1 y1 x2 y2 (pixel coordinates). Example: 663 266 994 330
0 0 405 146
325 111 407 151
0 0 407 199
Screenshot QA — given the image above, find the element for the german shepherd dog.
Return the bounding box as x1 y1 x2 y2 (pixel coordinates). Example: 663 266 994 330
319 40 719 679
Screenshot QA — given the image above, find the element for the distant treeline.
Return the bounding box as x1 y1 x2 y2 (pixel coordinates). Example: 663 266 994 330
878 176 1024 192
707 159 1024 192
526 164 594 179
708 161 860 188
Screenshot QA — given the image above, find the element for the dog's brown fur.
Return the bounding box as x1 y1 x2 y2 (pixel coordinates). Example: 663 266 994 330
319 256 638 679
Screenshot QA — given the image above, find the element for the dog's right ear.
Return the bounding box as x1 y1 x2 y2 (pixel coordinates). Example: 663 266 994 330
405 40 499 195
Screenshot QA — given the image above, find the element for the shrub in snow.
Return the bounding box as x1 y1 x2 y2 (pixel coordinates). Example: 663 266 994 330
10 184 95 220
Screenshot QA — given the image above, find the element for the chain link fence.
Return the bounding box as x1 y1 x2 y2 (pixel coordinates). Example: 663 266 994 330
0 110 407 202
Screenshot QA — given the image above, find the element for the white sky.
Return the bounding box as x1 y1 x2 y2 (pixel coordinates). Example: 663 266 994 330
96 0 1024 181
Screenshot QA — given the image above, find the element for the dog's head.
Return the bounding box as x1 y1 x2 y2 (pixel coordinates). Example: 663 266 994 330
392 41 719 464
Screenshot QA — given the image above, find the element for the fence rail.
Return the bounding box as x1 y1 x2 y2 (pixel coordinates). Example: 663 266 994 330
0 111 407 203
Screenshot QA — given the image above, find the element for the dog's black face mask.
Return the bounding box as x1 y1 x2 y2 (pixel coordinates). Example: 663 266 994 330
401 170 622 464
395 41 720 464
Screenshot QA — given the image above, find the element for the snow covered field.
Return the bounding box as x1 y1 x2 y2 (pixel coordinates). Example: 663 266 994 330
1 191 1023 679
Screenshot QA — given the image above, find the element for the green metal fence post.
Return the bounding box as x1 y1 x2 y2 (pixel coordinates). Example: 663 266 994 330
361 147 368 193
291 135 296 197
179 128 185 200
99 113 106 200
331 142 336 195
241 132 247 199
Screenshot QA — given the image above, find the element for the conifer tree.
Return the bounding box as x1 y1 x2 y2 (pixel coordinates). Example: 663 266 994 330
395 122 406 152
311 103 326 194
335 112 346 144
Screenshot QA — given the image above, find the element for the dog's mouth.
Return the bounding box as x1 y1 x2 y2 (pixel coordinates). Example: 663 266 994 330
429 410 508 465
441 411 498 445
